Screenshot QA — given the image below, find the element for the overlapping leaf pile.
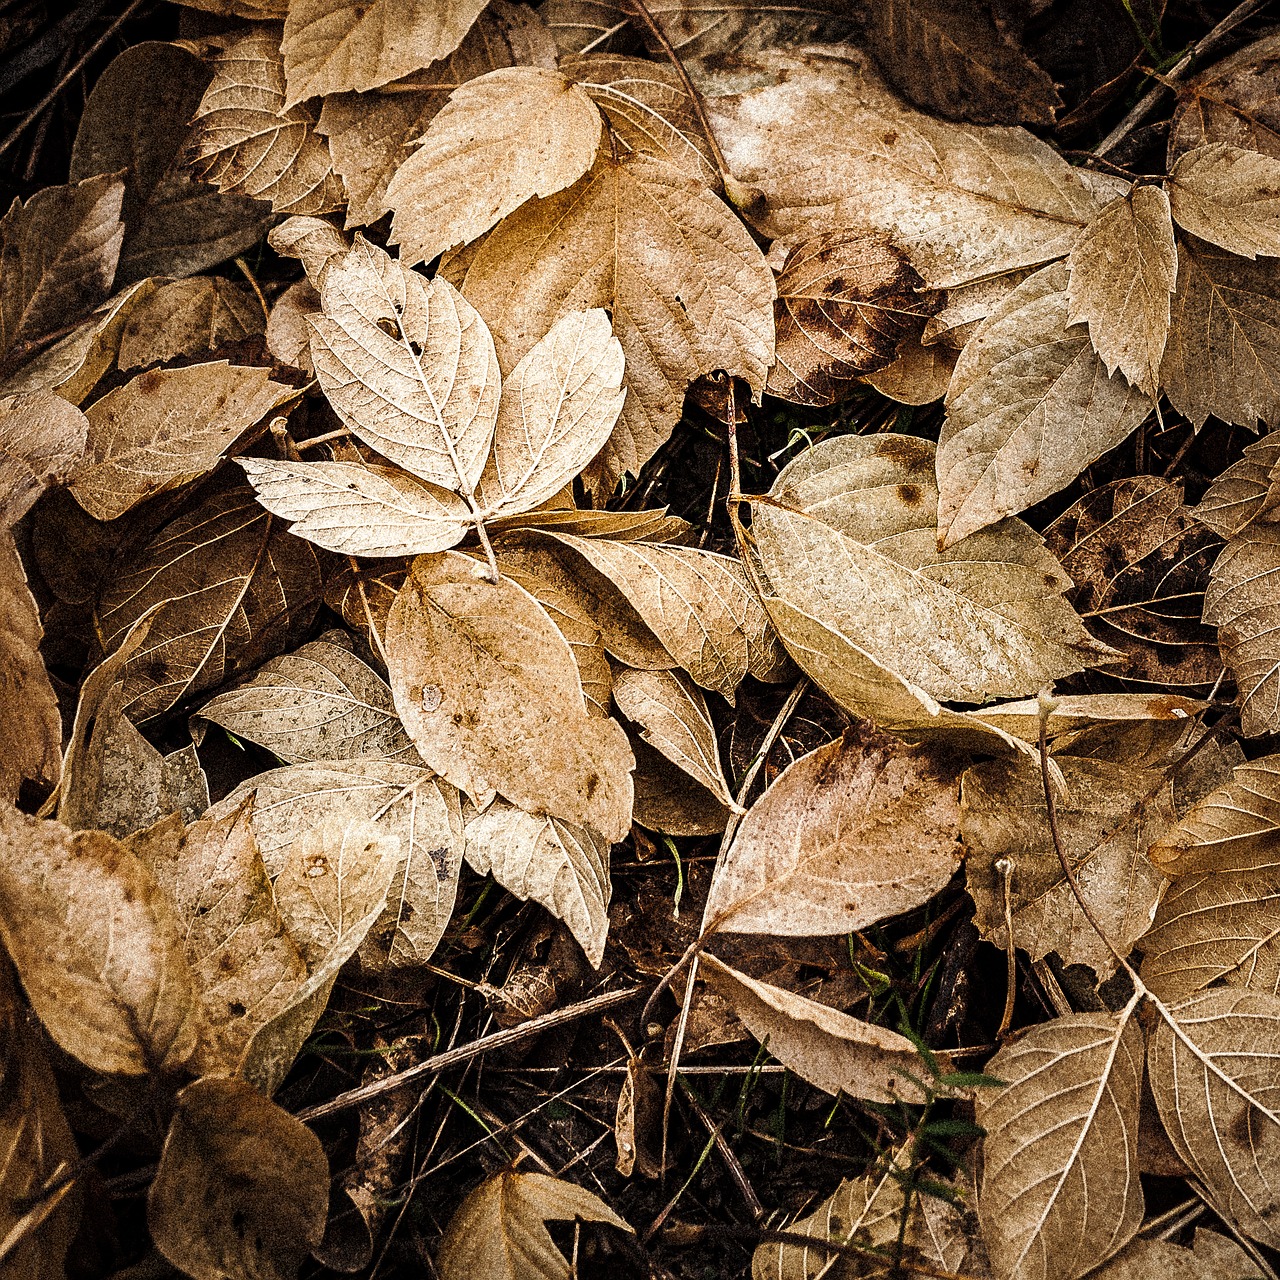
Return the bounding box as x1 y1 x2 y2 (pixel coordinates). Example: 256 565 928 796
4 1 1280 1278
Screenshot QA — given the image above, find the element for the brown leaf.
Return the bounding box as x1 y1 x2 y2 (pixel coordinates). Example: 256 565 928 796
702 724 963 937
0 390 88 524
445 151 774 495
969 693 1207 742
387 551 634 840
1066 184 1177 396
977 1008 1145 1280
0 804 200 1075
70 362 295 521
1168 143 1280 260
700 953 944 1103
94 486 323 722
1194 434 1280 540
1089 1232 1260 1280
436 1170 630 1280
117 277 265 370
264 279 318 375
766 231 936 406
1160 237 1280 429
70 42 272 286
387 67 602 267
189 31 344 217
1168 32 1280 164
148 1076 328 1280
938 260 1152 544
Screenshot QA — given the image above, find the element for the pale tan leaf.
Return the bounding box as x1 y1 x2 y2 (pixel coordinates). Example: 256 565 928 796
70 42 272 286
863 332 958 405
1148 989 1280 1249
94 486 323 721
0 390 87 524
1195 435 1280 539
767 231 937 406
148 1076 328 1280
700 953 942 1103
702 724 962 937
117 277 264 370
1066 185 1177 397
445 151 774 494
70 362 295 521
387 67 601 266
196 637 419 764
939 260 1152 544
324 559 407 662
754 433 1112 704
0 804 200 1075
923 267 1037 349
977 1008 1145 1280
310 235 500 492
491 503 691 543
463 799 611 966
1169 144 1280 259
534 530 778 698
708 47 1108 289
221 759 463 971
963 721 1240 977
283 0 489 104
612 666 733 808
265 279 318 375
1160 237 1280 428
268 215 349 289
1202 521 1280 735
1088 1232 1260 1280
477 309 625 518
436 1169 630 1280
970 693 1206 742
131 802 309 1077
387 551 634 840
238 456 470 557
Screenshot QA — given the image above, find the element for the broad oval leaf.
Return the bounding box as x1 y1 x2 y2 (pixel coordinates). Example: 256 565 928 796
1195 434 1280 540
117 276 264 370
1168 143 1280 259
0 390 89 525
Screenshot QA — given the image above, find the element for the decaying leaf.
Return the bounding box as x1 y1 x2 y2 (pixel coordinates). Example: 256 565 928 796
0 805 200 1075
265 279 318 375
148 1076 328 1280
863 332 957 405
1195 434 1280 540
0 390 88 524
1168 143 1280 260
464 799 611 967
1168 32 1280 163
702 724 963 937
436 1169 630 1280
387 551 634 839
977 1007 1145 1280
117 276 265 370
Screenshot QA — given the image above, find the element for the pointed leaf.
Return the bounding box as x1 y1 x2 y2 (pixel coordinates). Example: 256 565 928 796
1195 435 1280 540
1168 143 1280 259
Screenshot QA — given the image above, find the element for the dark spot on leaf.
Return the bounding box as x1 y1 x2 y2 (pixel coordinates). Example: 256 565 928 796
897 483 923 506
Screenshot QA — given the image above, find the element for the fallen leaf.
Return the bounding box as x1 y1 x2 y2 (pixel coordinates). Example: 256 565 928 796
977 1008 1145 1280
863 332 958 405
1088 1232 1260 1280
1194 434 1280 539
1168 144 1280 260
702 724 963 937
631 735 730 837
766 231 936 406
1066 184 1178 396
0 390 88 524
386 551 634 840
436 1169 630 1280
938 260 1151 544
70 362 295 520
0 804 199 1075
1148 989 1280 1250
117 276 265 370
387 67 602 267
1167 32 1280 163
264 279 318 375
970 693 1207 741
324 558 407 660
148 1076 328 1280
464 799 611 966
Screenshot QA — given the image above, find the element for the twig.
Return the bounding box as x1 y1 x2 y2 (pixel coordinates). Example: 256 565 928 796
678 1077 765 1220
295 985 638 1122
995 857 1017 1040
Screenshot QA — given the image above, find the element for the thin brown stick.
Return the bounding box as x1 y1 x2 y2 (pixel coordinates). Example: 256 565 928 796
678 1077 764 1220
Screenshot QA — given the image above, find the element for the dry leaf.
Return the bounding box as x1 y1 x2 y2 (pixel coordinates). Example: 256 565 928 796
1195 435 1280 540
631 736 730 837
1089 1232 1261 1280
0 390 88 524
0 804 200 1075
476 308 625 518
1168 32 1280 163
863 331 958 405
309 235 500 494
239 456 470 557
754 433 1112 704
70 42 272 285
1065 184 1177 397
196 637 419 764
1147 989 1280 1250
188 31 344 217
268 215 349 290
282 0 489 104
613 666 733 808
70 362 295 521
117 276 265 370
1168 143 1280 260
265 279 318 374
386 551 634 840
970 693 1207 741
324 558 407 662
436 1170 630 1280
387 67 602 266
700 953 942 1103
1160 237 1280 429
446 151 774 494
708 47 1108 289
766 231 936 406
94 486 322 721
148 1076 328 1280
977 1009 1145 1280
464 799 611 966
938 260 1152 544
702 724 963 937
